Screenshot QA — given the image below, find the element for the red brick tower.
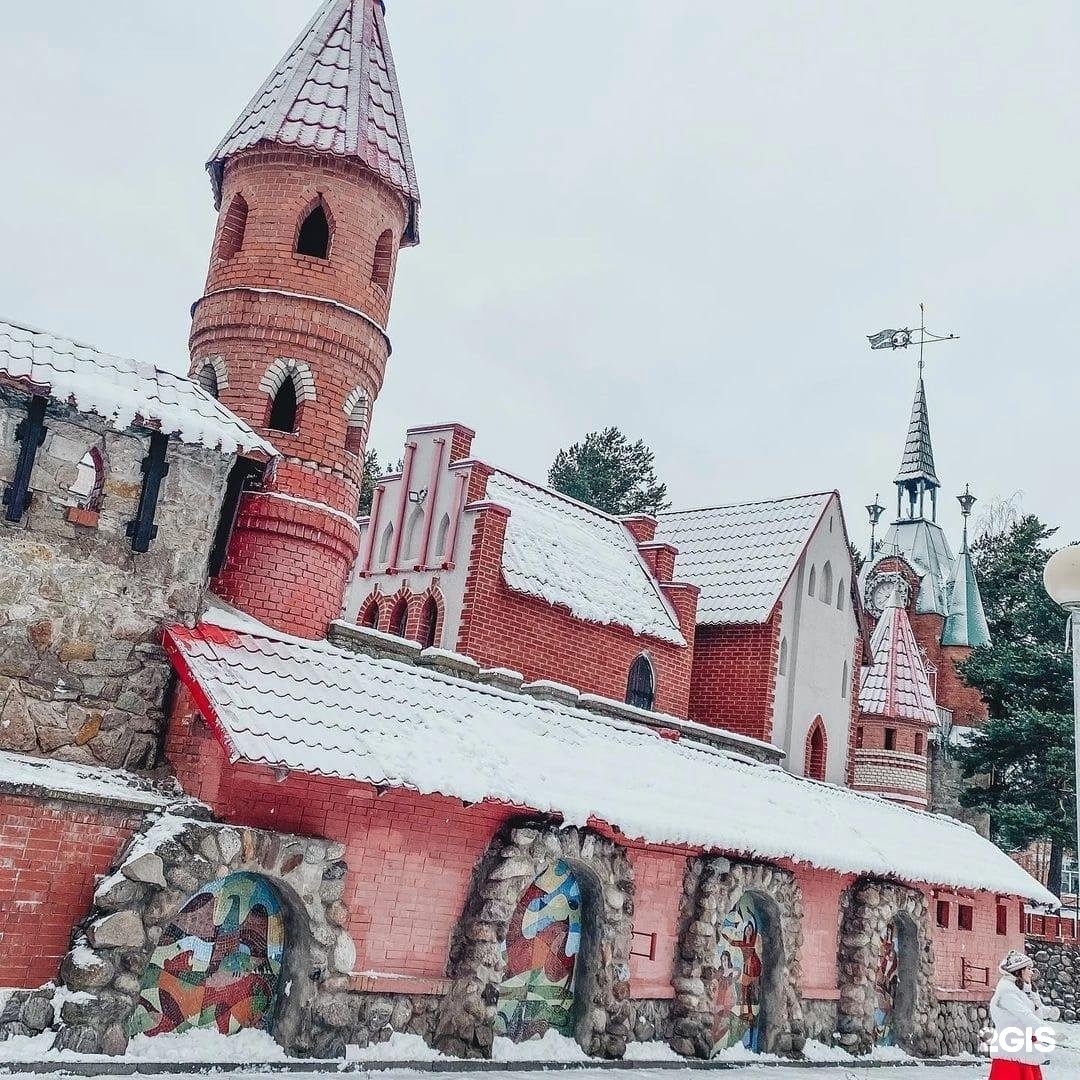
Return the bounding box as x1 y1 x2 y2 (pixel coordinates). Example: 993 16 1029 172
189 0 420 638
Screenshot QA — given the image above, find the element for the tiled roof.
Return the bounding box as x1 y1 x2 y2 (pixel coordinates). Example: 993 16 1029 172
164 619 1054 904
859 587 939 725
942 545 992 648
656 493 832 624
209 0 420 244
895 376 939 485
0 320 273 457
869 519 955 616
486 470 685 646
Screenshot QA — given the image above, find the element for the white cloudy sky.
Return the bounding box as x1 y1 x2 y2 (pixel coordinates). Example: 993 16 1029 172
2 2 1077 550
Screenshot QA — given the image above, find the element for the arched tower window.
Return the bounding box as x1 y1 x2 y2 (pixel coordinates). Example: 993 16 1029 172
198 363 219 399
362 599 380 629
434 513 451 558
268 376 298 432
371 229 394 291
820 561 834 604
778 636 789 676
837 577 846 610
390 597 409 638
217 194 248 260
344 389 370 456
626 653 655 711
378 522 394 564
296 199 331 259
807 565 817 598
419 596 439 649
805 718 827 780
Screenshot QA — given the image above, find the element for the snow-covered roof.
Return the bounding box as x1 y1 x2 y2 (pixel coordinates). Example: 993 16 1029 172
208 0 420 244
164 620 1055 905
656 493 832 624
485 470 686 646
0 320 273 457
896 376 939 486
0 750 177 810
859 588 939 725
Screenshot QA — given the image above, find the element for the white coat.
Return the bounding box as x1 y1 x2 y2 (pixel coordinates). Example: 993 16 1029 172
989 975 1055 1065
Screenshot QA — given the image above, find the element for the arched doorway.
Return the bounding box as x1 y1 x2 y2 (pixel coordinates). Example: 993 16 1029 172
130 872 286 1037
711 893 766 1054
873 916 902 1045
495 860 582 1041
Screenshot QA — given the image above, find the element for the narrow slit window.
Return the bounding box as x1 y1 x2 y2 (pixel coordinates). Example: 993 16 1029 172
371 229 394 290
198 363 219 399
806 721 827 780
217 194 248 259
296 201 331 258
884 727 897 751
390 599 409 638
778 636 788 676
419 597 439 649
268 377 298 433
434 513 451 558
807 565 817 597
362 601 380 629
378 522 394 564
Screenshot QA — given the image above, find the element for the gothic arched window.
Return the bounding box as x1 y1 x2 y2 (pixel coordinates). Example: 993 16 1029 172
390 598 409 638
805 719 827 780
403 505 424 562
217 194 248 260
371 229 394 291
419 596 439 649
362 600 380 629
807 565 817 598
268 376 298 432
378 522 394 564
820 561 834 605
434 513 451 559
296 200 331 259
778 636 789 676
626 654 655 711
837 578 846 611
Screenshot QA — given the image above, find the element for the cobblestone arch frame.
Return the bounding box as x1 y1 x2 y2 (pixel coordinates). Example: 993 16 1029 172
49 818 358 1058
672 856 806 1058
836 878 938 1057
435 819 635 1059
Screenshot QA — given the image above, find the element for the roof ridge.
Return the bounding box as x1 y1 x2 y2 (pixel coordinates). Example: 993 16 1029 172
659 490 835 518
489 467 625 524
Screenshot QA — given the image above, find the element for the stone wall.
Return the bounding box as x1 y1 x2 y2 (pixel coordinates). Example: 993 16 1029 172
0 390 232 769
800 998 838 1044
1030 937 1080 1023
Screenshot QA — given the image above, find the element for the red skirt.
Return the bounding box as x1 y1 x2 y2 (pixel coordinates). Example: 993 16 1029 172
989 1061 1043 1080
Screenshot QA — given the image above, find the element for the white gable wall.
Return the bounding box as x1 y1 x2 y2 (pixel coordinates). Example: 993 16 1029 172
771 494 859 783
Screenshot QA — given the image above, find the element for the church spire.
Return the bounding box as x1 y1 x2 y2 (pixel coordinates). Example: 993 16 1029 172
894 374 940 522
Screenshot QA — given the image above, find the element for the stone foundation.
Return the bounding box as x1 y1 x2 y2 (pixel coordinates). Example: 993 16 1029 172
1030 937 1080 1023
933 999 990 1057
800 998 838 1044
628 999 673 1044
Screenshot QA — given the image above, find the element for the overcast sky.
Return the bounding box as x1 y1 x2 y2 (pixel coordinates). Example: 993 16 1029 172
2 2 1077 551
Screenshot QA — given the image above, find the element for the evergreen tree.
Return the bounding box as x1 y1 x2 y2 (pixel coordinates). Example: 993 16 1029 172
849 541 866 575
953 515 1076 895
548 428 670 516
359 450 381 516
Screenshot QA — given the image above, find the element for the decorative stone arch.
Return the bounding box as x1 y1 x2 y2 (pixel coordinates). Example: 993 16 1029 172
258 358 317 406
804 717 828 780
836 878 938 1057
343 387 370 455
357 588 383 629
416 586 445 649
434 819 634 1060
194 355 229 398
52 816 357 1058
672 856 805 1058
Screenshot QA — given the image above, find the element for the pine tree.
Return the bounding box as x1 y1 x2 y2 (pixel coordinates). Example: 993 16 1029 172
548 428 670 516
953 515 1076 895
359 450 381 516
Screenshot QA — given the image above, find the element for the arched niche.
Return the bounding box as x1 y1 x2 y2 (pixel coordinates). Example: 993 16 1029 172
672 857 805 1058
836 879 937 1057
434 820 634 1060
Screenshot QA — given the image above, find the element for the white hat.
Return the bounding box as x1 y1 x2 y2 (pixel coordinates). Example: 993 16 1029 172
999 949 1034 975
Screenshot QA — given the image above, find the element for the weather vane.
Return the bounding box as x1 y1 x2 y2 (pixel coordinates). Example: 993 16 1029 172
867 302 958 372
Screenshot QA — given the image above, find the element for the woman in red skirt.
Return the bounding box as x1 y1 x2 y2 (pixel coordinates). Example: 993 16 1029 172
988 950 1057 1080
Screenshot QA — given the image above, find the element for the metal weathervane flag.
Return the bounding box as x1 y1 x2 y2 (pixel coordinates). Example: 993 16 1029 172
868 329 912 350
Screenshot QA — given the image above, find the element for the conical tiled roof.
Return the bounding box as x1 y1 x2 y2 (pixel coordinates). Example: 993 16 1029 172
895 376 939 486
208 0 420 244
859 587 939 725
942 546 991 648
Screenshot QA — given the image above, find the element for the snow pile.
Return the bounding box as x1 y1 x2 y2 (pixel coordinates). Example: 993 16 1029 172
126 1027 290 1062
0 320 273 456
345 1031 446 1061
492 1030 591 1061
487 470 685 644
0 750 171 808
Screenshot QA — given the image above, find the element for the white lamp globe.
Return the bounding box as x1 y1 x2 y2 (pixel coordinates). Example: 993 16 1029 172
1044 544 1080 608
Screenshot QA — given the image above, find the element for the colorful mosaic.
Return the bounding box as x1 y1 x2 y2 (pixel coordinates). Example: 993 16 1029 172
711 892 765 1055
130 872 286 1038
873 918 901 1046
495 860 582 1041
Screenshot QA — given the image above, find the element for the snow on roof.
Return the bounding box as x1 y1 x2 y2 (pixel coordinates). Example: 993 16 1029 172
657 493 832 624
164 621 1055 905
485 470 685 646
208 0 420 243
859 588 939 724
0 321 273 457
0 750 176 809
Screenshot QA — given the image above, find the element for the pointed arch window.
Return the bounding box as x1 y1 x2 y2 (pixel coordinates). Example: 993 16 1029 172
371 229 394 291
378 521 394 564
296 200 331 259
626 654 655 711
217 194 248 260
403 504 424 562
198 363 219 399
362 600 380 629
841 659 849 698
778 636 789 677
268 376 298 432
837 577 846 611
390 598 409 638
805 719 827 780
434 513 451 559
419 596 439 649
807 565 817 598
820 561 834 605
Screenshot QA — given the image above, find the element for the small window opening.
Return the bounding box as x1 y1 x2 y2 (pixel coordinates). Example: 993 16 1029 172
345 392 369 456
837 578 846 610
69 447 105 512
958 904 974 931
296 201 331 258
198 363 219 399
778 636 789 676
362 601 380 629
820 561 834 604
419 596 439 649
434 513 451 559
914 732 925 755
884 727 897 751
806 721 827 780
841 659 849 699
996 904 1008 936
371 229 394 291
403 504 424 562
626 654 655 711
390 599 409 638
856 726 864 749
268 377 298 433
378 522 394 564
217 194 248 260
808 565 817 597
936 900 951 928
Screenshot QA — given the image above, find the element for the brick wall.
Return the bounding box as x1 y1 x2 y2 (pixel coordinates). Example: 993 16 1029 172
625 845 687 997
931 890 1024 996
0 794 144 987
455 506 694 717
688 614 781 740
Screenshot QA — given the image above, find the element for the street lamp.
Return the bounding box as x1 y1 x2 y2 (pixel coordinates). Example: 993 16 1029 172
866 495 886 556
1044 543 1080 904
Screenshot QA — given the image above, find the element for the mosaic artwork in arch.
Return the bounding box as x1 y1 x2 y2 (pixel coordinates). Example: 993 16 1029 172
873 918 902 1046
130 872 286 1037
495 860 582 1041
711 892 765 1055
